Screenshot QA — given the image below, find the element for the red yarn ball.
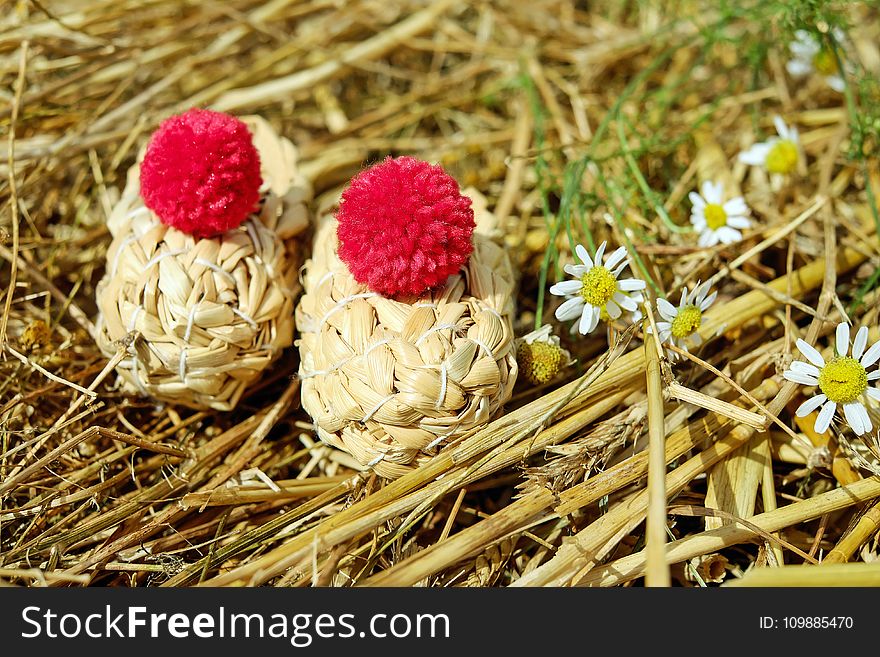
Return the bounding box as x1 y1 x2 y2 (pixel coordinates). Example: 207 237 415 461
336 156 475 297
139 108 262 237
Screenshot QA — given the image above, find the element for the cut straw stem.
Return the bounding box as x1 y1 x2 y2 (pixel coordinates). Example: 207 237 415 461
579 476 880 587
644 329 670 587
513 406 782 587
822 500 880 564
725 562 880 587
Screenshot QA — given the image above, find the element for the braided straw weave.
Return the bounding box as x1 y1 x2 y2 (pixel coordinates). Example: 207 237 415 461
296 190 518 479
95 116 311 411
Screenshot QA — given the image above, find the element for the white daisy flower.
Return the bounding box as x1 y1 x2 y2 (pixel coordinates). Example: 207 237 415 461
783 323 880 436
515 324 573 386
738 116 802 176
550 241 647 335
689 181 752 248
653 280 717 357
786 29 846 93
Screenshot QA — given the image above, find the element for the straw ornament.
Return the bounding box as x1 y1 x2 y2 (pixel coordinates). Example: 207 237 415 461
296 159 517 478
95 112 311 411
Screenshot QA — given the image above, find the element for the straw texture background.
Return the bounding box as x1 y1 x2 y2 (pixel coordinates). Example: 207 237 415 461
296 191 518 478
95 116 311 411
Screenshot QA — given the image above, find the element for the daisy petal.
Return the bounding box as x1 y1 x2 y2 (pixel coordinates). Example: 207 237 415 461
827 76 845 93
698 230 714 247
555 297 584 322
699 291 718 311
563 264 588 277
702 181 723 205
836 323 850 357
738 143 771 166
869 371 880 381
795 339 825 367
786 59 812 77
657 298 677 320
843 402 869 436
773 115 790 139
868 387 880 402
593 242 606 268
586 305 600 334
605 246 627 270
549 280 582 296
688 192 706 210
782 370 819 386
814 400 836 434
789 360 820 377
575 244 593 268
726 216 751 229
853 326 869 360
613 292 638 312
796 394 827 417
617 277 646 291
716 226 742 244
861 341 880 367
578 304 597 335
722 197 750 216
859 403 873 434
605 300 622 319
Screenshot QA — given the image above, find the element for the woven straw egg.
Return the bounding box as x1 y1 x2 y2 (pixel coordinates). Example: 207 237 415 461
296 190 517 479
95 116 311 411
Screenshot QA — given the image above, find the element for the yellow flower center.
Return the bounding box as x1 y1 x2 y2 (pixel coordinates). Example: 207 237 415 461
704 203 727 230
818 357 868 404
671 305 702 339
812 48 838 76
517 341 564 385
580 266 617 307
765 140 799 174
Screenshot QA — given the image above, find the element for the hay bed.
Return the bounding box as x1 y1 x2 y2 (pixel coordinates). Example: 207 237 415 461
1 0 880 588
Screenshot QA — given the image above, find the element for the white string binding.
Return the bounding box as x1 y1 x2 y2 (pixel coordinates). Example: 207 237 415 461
414 323 458 346
110 235 138 278
232 307 258 329
318 292 378 328
127 305 143 333
470 337 495 359
424 434 446 450
299 338 392 379
193 258 236 286
178 348 188 382
142 249 187 272
435 363 448 410
361 393 395 423
184 302 200 342
125 206 150 220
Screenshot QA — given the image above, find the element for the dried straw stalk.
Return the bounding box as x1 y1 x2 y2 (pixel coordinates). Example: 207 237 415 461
643 319 670 586
726 562 880 587
822 500 880 564
94 116 311 410
581 476 880 587
296 191 517 478
361 379 778 587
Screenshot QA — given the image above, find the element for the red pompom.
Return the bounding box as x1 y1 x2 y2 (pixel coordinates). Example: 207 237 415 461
139 108 262 237
336 156 475 296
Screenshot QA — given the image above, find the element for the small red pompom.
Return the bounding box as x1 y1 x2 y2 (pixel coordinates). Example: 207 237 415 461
336 156 475 296
140 108 262 237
